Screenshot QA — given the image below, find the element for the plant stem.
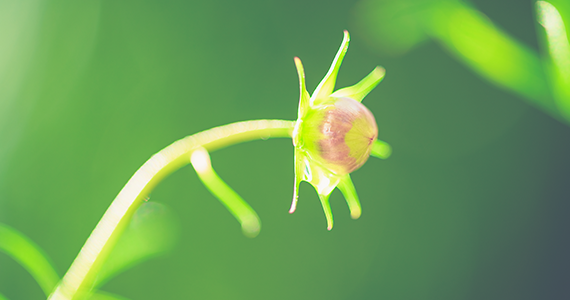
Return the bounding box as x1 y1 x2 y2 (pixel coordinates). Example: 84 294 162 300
48 119 295 300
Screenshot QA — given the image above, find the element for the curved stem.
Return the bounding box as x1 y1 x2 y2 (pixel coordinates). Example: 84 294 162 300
48 119 295 300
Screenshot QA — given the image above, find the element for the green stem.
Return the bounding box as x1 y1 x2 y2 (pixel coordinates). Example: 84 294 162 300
48 119 295 300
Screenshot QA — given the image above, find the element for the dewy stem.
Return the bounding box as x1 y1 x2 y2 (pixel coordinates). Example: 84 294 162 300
48 119 295 300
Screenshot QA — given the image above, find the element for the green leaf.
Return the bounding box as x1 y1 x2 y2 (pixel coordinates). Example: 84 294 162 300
371 139 392 159
337 175 362 219
537 1 570 119
426 1 555 115
95 202 179 288
88 291 131 300
191 147 261 238
357 0 559 119
311 30 350 105
0 223 60 295
330 66 386 102
0 291 10 300
353 0 431 55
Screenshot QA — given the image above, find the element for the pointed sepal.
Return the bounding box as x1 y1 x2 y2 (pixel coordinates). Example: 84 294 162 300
303 162 341 230
337 174 361 219
290 148 306 214
370 139 392 159
330 66 386 102
305 161 341 197
294 57 311 118
318 192 334 231
311 30 350 106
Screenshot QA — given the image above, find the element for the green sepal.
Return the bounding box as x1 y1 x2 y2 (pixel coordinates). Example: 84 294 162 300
290 149 342 231
290 148 306 213
311 30 350 106
294 57 311 118
304 161 341 230
304 160 340 197
330 66 386 102
337 174 361 219
371 139 392 159
318 193 334 231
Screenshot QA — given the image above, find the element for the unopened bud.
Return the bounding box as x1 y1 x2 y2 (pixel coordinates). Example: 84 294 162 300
294 97 378 175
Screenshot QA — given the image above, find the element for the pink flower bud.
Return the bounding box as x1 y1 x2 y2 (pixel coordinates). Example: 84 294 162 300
289 30 390 230
295 97 378 175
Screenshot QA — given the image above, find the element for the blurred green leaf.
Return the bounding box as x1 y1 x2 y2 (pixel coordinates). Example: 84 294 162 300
354 0 433 55
356 0 559 120
428 1 554 114
537 1 570 119
0 223 59 295
88 291 131 300
0 291 9 300
94 202 179 288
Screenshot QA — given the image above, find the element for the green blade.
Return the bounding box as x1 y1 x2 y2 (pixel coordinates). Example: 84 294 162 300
536 1 570 118
294 57 311 118
370 139 392 159
191 147 261 238
88 291 131 300
311 30 350 105
0 223 60 296
330 66 386 102
0 291 9 300
337 174 362 219
95 202 178 288
427 2 554 115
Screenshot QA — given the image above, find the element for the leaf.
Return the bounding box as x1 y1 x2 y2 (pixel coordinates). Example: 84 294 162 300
537 1 570 118
353 0 430 55
88 291 131 300
433 2 553 112
95 202 179 288
0 223 59 295
356 0 560 119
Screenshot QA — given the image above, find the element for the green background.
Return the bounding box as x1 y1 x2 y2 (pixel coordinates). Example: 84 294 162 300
1 0 569 299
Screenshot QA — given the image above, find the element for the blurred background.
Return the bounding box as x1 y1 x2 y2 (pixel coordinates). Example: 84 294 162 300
1 0 569 299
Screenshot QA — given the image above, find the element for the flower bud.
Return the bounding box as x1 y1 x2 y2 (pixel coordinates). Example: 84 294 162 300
289 30 390 231
294 97 378 175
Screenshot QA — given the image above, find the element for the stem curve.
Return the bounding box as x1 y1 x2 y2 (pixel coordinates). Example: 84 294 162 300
48 119 295 300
